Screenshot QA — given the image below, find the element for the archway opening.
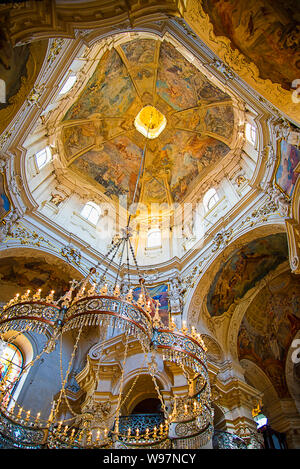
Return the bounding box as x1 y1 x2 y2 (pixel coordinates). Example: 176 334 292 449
131 398 162 414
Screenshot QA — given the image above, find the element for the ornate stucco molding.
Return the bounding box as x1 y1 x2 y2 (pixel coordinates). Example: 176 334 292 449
286 175 300 274
0 0 185 46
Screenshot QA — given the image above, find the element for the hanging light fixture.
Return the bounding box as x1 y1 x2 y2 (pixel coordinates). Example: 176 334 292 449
0 111 213 450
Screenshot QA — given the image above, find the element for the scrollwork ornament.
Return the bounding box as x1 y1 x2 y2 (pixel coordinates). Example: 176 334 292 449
272 118 291 140
175 422 189 437
211 228 233 253
265 182 290 217
263 144 276 168
0 208 21 241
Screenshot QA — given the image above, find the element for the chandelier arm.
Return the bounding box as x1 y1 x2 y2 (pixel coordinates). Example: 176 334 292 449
0 326 28 345
97 238 123 287
53 324 83 425
128 236 151 304
139 340 168 419
128 236 142 281
126 112 152 229
114 237 126 290
126 238 131 290
114 333 130 437
116 355 146 412
57 331 83 420
92 320 108 396
127 142 147 229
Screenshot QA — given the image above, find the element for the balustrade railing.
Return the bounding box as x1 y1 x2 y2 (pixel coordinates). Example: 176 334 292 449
118 413 164 434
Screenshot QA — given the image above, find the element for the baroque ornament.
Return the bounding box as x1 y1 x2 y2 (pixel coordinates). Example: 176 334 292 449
0 110 213 450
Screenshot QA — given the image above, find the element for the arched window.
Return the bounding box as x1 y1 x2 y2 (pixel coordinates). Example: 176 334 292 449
81 201 101 225
35 146 52 169
245 122 257 145
203 188 219 212
59 75 77 95
146 228 162 249
0 340 23 404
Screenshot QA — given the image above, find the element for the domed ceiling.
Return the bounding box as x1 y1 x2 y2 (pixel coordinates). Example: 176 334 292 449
59 38 236 207
238 270 300 398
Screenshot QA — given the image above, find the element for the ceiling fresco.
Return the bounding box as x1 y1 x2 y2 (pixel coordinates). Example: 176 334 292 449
238 271 300 398
201 0 300 91
0 256 81 302
207 233 289 317
60 38 235 206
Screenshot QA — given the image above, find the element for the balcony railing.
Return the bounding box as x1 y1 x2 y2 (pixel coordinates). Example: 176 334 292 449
118 413 164 434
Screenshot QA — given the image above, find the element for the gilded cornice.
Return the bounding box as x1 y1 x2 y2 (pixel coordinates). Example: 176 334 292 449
1 0 184 45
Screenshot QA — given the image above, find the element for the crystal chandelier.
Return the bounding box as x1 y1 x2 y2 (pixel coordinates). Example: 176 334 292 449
0 111 213 450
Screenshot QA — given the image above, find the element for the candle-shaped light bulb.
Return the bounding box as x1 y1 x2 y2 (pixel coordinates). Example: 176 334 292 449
181 320 187 333
145 428 149 439
184 403 188 414
127 427 131 437
33 289 42 301
137 293 144 306
21 290 31 301
113 284 120 297
96 430 100 441
25 410 31 422
17 407 23 418
136 427 139 438
57 420 62 431
126 289 133 302
70 428 75 439
153 426 157 438
159 423 163 435
46 290 55 303
173 397 177 414
88 283 96 296
13 293 20 304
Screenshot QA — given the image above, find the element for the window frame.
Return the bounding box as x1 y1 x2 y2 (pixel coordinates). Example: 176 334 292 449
245 122 257 146
35 146 52 170
58 75 77 96
0 342 24 403
203 188 219 213
146 227 162 249
80 201 101 225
